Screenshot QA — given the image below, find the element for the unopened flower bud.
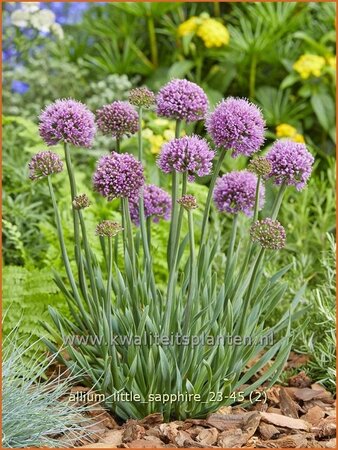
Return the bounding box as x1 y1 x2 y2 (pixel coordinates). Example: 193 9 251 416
95 220 123 238
250 218 286 250
248 156 272 177
73 194 90 210
129 87 155 109
28 151 63 180
177 194 198 211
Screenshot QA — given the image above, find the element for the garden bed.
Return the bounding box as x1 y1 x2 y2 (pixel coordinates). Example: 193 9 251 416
47 355 336 449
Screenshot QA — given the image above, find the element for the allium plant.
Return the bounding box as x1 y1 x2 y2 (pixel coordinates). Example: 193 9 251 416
31 80 313 421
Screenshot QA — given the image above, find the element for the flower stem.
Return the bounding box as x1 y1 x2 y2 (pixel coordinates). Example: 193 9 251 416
106 236 113 317
167 120 182 269
271 183 287 220
253 175 261 223
47 176 94 333
182 209 196 337
116 138 120 153
137 107 143 162
63 142 86 294
122 197 137 277
165 172 188 334
200 147 227 247
224 213 238 282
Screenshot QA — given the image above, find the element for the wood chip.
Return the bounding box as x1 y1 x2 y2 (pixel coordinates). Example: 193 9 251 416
196 428 218 446
242 411 261 437
316 417 336 438
159 422 180 442
293 388 323 402
259 434 307 448
258 423 280 440
217 429 249 448
174 430 195 447
207 413 244 430
279 387 300 418
301 405 325 426
100 430 124 446
260 412 310 430
288 370 312 387
122 421 146 443
139 413 164 426
287 352 310 368
126 438 165 448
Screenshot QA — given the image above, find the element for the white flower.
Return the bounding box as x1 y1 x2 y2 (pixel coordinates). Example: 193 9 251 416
21 2 40 13
30 9 55 32
50 23 64 40
10 10 30 28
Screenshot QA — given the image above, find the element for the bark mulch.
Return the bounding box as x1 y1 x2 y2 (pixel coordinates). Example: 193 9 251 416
49 353 336 448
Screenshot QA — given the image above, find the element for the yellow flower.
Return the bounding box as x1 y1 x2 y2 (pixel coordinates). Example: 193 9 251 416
293 54 326 79
163 129 175 141
276 123 305 143
178 16 199 37
276 124 297 138
143 128 154 139
153 118 171 127
293 133 305 143
148 135 164 155
196 18 230 48
327 55 336 70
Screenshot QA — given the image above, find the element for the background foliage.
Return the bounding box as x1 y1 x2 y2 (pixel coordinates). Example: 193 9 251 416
2 2 336 390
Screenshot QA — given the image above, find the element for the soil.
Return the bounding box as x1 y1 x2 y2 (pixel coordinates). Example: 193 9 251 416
48 352 336 449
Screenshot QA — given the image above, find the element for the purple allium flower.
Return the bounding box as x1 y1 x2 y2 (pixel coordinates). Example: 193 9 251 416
28 151 63 180
206 97 265 157
156 79 209 122
93 151 144 200
266 140 314 190
250 218 286 250
157 135 215 181
129 87 155 109
96 101 138 139
177 194 198 211
129 184 172 225
95 220 123 238
39 99 96 148
213 170 265 216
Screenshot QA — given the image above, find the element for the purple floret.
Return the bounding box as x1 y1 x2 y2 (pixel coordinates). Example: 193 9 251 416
213 170 265 216
39 99 96 148
156 79 209 122
93 151 144 200
129 184 172 225
96 101 139 139
206 97 265 157
266 140 314 190
157 135 215 181
28 151 63 180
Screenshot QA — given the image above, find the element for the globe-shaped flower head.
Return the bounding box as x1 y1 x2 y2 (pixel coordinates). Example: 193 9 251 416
28 151 63 180
156 79 209 122
39 99 96 148
129 185 172 225
96 101 138 139
129 87 155 109
157 135 215 181
250 218 286 250
213 170 265 216
206 97 265 157
266 140 314 190
93 152 144 200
